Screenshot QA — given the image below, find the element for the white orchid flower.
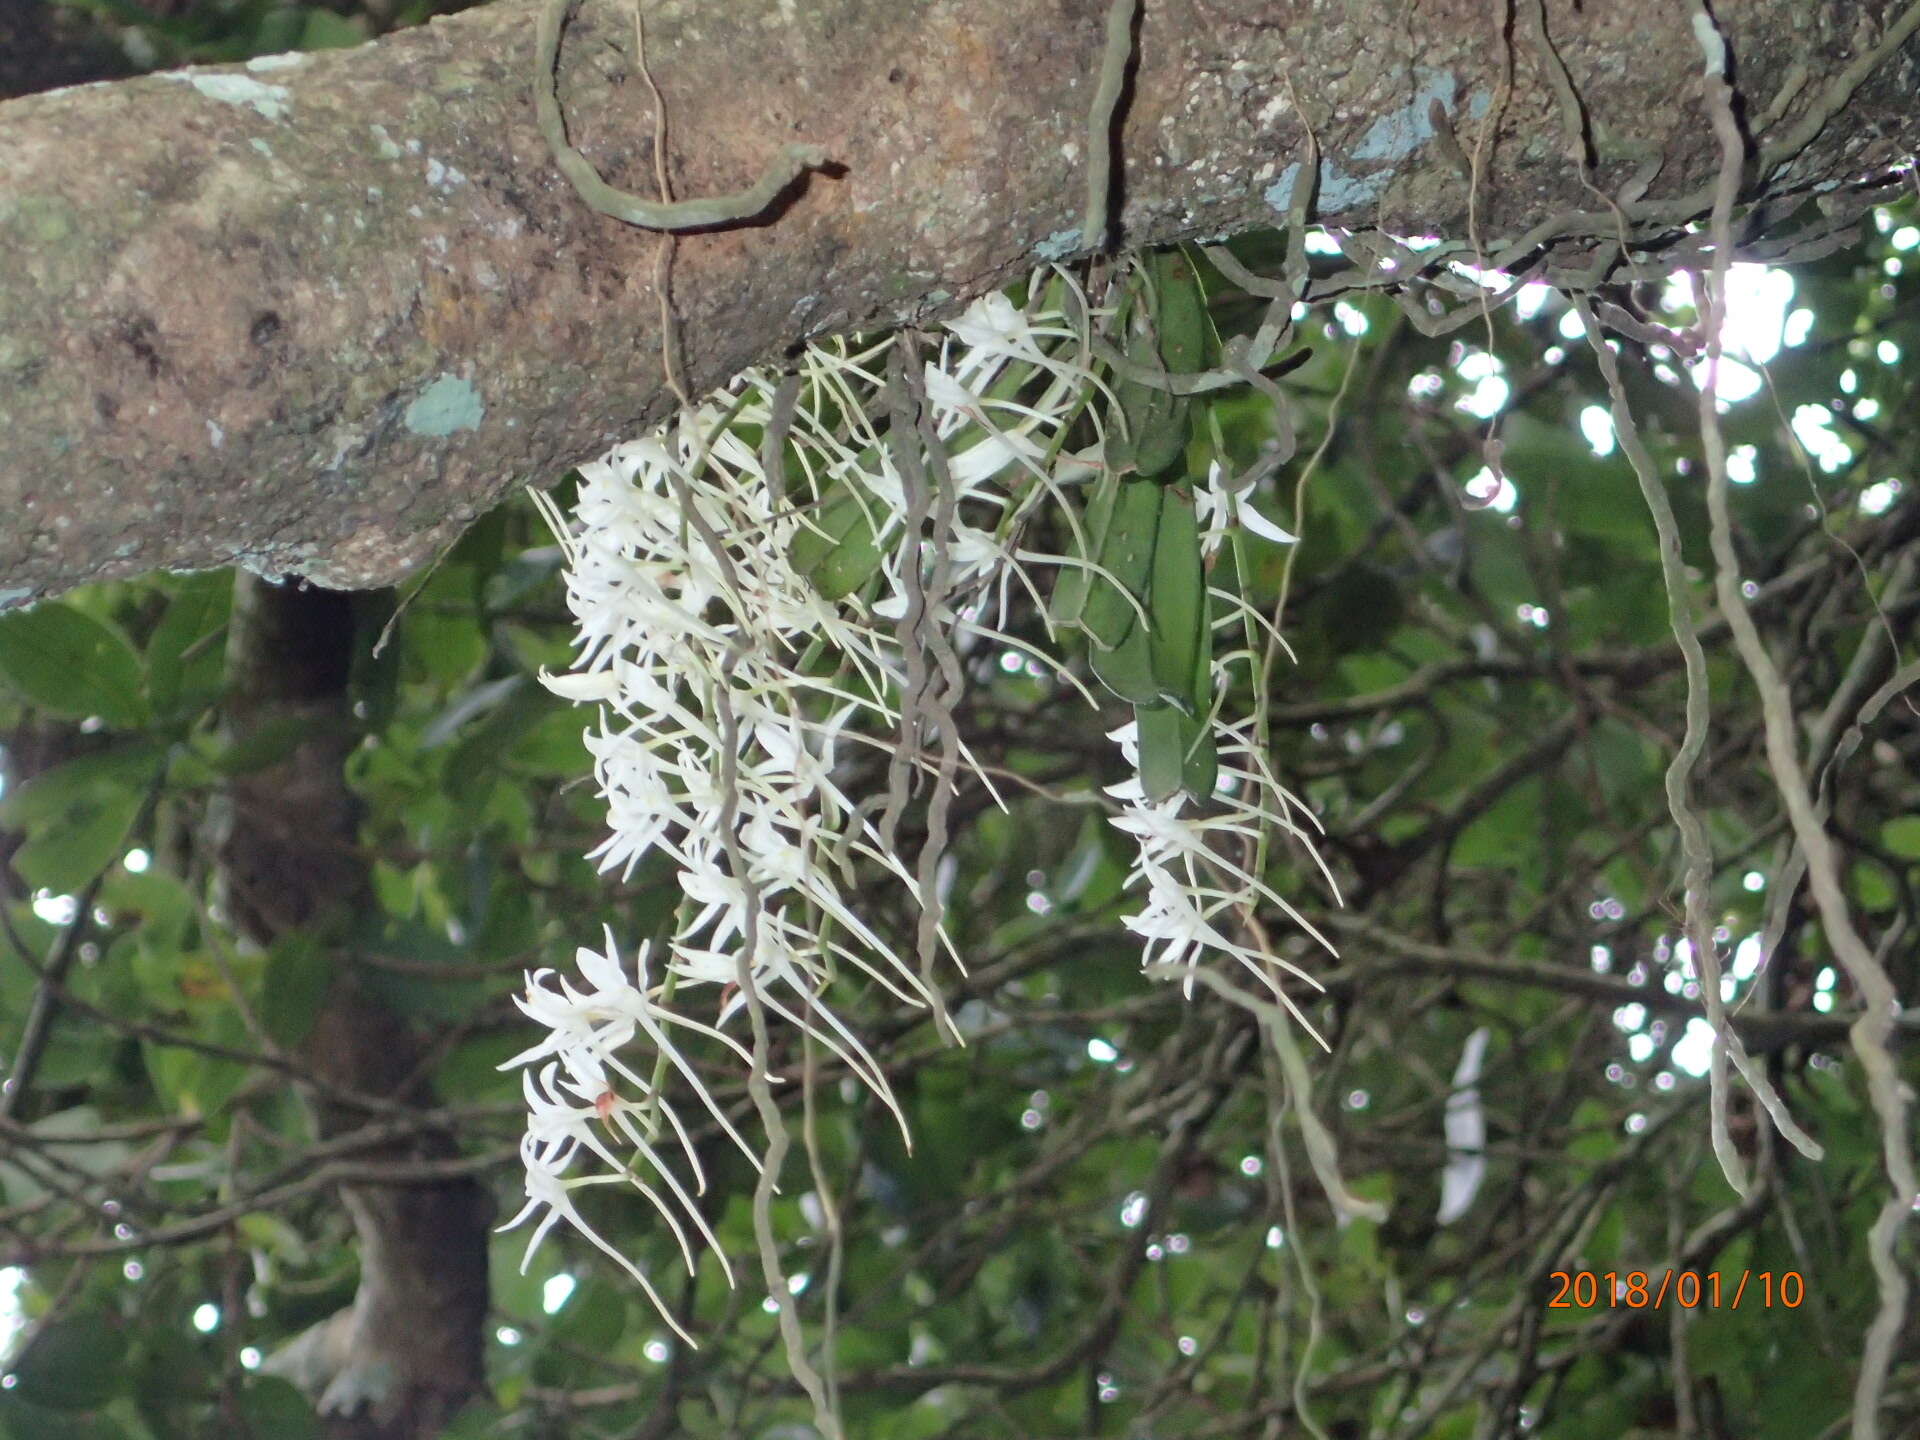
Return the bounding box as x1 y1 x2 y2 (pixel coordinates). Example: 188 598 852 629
1195 459 1299 558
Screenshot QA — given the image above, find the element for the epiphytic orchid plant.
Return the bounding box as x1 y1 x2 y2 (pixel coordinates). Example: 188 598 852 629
506 257 1335 1339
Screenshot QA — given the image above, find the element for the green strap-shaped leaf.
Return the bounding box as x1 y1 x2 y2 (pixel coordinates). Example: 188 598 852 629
1180 613 1219 802
1105 248 1209 480
809 525 888 601
791 482 889 601
1136 664 1217 806
1121 384 1182 480
261 934 334 1050
1152 247 1209 375
1052 469 1121 628
1091 618 1164 706
1135 701 1186 803
790 481 871 574
1147 481 1204 715
1138 481 1217 803
1083 478 1161 653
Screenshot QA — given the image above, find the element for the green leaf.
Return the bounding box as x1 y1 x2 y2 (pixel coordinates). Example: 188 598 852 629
10 783 143 893
0 1394 132 1440
405 605 488 685
296 9 364 49
508 710 591 778
96 869 194 950
1054 812 1125 912
260 933 333 1049
1451 778 1542 871
127 1325 214 1410
433 1033 526 1104
1543 1358 1649 1440
436 1402 509 1440
1083 478 1161 653
1106 254 1200 479
484 547 565 611
0 602 148 727
234 1212 312 1266
20 1029 119 1095
236 1378 318 1438
420 675 527 750
1117 379 1188 479
5 1310 128 1410
1152 247 1210 374
550 1277 626 1351
144 573 230 718
1180 670 1218 806
1051 471 1120 628
1305 564 1403 654
1500 412 1649 544
1565 1099 1619 1163
1851 859 1896 911
1147 482 1204 714
445 680 552 814
1089 621 1162 706
1755 1345 1846 1440
791 480 888 600
1136 702 1187 804
143 1015 250 1119
0 743 162 829
200 714 326 776
1879 815 1920 859
1587 718 1661 812
372 859 418 918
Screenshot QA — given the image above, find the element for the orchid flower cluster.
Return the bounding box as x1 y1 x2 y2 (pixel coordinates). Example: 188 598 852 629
506 263 1335 1330
1106 706 1340 1041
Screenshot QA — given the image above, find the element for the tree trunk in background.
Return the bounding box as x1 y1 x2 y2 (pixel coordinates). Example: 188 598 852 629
2 0 1917 602
214 574 490 1440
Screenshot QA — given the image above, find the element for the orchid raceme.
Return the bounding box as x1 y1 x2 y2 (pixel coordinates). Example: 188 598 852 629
511 260 1337 1332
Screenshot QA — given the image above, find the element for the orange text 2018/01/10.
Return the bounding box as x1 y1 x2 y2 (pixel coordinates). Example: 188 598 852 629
1547 1270 1805 1310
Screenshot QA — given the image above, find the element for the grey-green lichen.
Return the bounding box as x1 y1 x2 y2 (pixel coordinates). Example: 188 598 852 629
171 72 293 122
1036 227 1083 260
404 375 485 437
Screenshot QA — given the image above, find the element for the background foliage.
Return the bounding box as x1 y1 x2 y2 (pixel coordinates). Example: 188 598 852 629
2 5 1919 1437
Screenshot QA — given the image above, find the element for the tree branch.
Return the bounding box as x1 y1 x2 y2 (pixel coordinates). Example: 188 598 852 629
3 0 1918 601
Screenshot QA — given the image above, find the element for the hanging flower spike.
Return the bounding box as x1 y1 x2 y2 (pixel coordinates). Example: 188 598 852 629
518 263 1356 1349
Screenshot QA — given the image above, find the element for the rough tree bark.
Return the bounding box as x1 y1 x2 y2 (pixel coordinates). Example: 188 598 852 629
2 0 1918 604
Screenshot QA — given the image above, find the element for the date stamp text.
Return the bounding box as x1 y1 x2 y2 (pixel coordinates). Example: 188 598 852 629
1548 1269 1804 1310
